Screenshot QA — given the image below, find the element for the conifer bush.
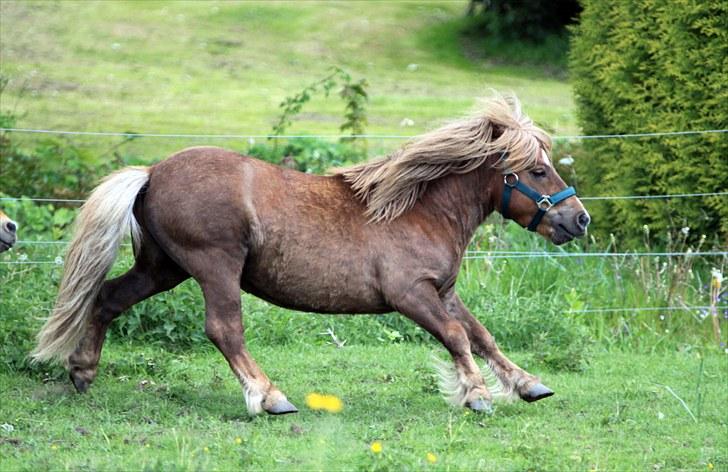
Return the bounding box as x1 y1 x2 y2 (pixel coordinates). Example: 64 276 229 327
569 0 728 245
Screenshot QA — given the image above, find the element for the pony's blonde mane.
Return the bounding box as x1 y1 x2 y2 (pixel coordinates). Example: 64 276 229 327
334 93 551 222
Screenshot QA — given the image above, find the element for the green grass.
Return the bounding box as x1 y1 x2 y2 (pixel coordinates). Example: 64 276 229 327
0 0 576 160
0 344 726 471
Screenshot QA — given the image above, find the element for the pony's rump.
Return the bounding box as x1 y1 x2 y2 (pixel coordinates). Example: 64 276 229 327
31 166 150 364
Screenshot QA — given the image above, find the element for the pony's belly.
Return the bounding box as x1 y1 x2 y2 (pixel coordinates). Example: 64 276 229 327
241 259 389 314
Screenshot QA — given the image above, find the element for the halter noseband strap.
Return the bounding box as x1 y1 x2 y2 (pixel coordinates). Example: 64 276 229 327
499 153 577 232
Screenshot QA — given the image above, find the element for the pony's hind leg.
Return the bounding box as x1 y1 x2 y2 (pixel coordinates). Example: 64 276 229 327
68 236 189 393
394 282 493 412
187 249 296 416
444 292 553 403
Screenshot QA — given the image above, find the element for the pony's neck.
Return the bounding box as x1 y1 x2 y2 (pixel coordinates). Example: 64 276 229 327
420 166 499 252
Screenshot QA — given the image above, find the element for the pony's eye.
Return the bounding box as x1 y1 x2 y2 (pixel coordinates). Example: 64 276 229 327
530 169 547 178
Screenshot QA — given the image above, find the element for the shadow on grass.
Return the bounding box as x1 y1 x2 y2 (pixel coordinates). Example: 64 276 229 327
415 15 570 79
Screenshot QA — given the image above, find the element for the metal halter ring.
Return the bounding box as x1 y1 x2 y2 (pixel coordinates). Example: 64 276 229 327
504 173 519 187
537 195 554 211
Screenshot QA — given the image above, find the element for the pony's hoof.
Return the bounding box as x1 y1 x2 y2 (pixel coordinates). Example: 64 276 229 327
69 372 89 394
265 399 298 415
522 383 554 402
466 398 493 414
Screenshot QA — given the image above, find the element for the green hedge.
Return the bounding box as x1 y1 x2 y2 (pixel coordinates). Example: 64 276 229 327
569 0 728 245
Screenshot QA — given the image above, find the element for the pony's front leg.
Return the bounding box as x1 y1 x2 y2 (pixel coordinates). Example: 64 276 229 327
444 292 554 403
394 282 493 412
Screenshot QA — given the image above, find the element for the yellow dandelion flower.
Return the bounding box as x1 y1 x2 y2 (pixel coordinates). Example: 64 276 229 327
707 463 714 471
234 437 242 445
50 444 58 450
306 393 325 410
370 441 382 454
426 452 437 464
306 393 343 413
322 395 343 413
203 446 209 453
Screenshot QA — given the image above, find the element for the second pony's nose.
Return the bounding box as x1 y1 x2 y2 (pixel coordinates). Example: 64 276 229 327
6 221 16 233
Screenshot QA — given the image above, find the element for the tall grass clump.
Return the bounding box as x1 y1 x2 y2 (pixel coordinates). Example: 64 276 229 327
462 221 726 352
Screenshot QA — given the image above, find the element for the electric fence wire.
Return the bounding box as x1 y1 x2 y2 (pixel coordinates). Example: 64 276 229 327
2 127 727 140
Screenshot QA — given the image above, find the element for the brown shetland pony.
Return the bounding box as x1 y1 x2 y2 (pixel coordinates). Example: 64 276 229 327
31 94 589 415
0 210 18 253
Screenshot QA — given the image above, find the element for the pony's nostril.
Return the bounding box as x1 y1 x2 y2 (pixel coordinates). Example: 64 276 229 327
576 212 590 230
6 221 17 233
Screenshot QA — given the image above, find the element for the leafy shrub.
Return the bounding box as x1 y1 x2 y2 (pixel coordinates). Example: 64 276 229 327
271 67 368 148
1 138 107 201
247 137 364 174
467 0 581 42
0 78 108 201
109 278 208 348
0 198 76 372
569 0 728 245
245 67 368 173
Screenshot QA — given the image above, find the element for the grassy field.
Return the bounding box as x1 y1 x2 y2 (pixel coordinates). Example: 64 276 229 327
1 2 726 471
0 0 575 159
1 201 725 470
0 344 726 471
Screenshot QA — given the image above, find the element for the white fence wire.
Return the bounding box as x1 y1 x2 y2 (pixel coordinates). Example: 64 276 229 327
565 306 726 314
3 191 727 206
3 250 726 264
2 127 727 140
7 241 727 260
463 251 727 260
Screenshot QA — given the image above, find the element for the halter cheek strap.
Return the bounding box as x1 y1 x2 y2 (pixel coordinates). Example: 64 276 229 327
501 174 576 231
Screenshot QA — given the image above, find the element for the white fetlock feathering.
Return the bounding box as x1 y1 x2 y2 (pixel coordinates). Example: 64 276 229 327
484 359 518 402
235 369 264 415
431 354 513 406
243 383 265 416
432 355 469 406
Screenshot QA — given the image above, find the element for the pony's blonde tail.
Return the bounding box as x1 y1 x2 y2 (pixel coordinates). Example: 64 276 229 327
31 166 150 365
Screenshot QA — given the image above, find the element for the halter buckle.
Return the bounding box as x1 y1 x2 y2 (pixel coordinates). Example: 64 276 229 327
537 195 553 211
504 173 518 187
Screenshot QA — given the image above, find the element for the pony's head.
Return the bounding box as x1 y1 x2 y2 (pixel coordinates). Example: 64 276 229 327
0 210 18 253
484 95 590 244
495 148 589 245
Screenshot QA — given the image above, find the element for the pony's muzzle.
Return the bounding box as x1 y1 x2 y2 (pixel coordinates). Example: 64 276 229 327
0 217 17 251
548 207 590 245
575 211 590 234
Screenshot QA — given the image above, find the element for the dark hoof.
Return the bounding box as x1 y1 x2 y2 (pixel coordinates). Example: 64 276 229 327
466 398 494 414
265 399 299 415
69 372 89 394
522 383 554 403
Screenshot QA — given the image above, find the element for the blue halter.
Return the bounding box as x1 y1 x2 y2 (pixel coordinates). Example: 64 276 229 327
500 154 577 232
